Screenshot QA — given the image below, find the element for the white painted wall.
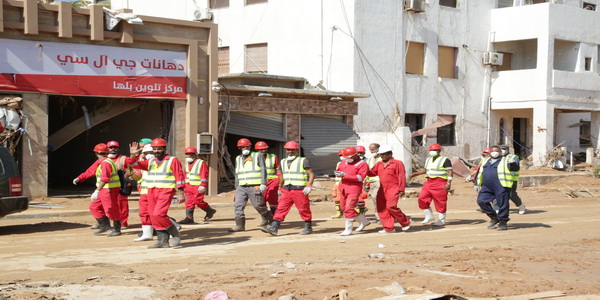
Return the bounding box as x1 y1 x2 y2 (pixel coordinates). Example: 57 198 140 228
556 112 590 153
358 127 412 177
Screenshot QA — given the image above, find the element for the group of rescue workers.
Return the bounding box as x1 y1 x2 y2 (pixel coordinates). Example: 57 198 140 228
74 136 526 249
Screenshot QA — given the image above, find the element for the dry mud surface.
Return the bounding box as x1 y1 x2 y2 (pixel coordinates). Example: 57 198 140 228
1 171 599 299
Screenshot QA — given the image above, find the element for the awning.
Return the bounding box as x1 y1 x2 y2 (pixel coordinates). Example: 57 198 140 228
411 115 454 137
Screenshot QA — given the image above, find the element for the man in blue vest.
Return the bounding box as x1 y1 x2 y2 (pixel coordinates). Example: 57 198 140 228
261 141 315 236
475 145 520 230
230 138 271 232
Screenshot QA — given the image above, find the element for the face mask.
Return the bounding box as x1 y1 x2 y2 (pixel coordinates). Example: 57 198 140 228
346 158 354 163
242 149 250 155
287 156 296 160
108 154 117 158
429 151 439 157
339 156 345 161
185 157 194 163
490 151 500 158
145 154 155 160
501 150 507 155
359 155 365 160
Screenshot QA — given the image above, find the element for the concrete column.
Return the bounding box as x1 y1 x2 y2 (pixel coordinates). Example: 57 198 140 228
591 111 600 150
172 100 187 163
22 93 48 199
532 102 554 166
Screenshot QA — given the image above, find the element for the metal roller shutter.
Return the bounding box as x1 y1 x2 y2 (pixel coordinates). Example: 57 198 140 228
301 116 358 173
227 112 287 141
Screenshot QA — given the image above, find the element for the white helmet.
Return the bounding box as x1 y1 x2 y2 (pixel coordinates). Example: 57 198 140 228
142 144 153 153
377 144 393 154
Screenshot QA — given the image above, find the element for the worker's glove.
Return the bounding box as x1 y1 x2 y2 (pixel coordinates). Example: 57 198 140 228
73 178 80 185
334 171 345 177
259 184 267 193
277 190 282 196
302 186 312 195
465 175 472 182
91 190 99 201
474 186 481 193
198 186 206 194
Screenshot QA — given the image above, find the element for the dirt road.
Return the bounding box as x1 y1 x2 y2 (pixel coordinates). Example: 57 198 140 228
1 173 599 299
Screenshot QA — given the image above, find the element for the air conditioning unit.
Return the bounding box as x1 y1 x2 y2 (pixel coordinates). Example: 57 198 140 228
483 52 504 66
193 8 213 21
405 0 424 12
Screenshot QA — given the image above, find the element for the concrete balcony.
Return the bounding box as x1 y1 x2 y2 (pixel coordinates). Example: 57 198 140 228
490 69 548 104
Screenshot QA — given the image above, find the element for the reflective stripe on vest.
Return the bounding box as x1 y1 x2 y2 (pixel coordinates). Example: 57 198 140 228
281 157 308 186
96 159 120 189
186 159 205 185
475 157 514 188
146 157 176 189
265 153 278 180
425 156 449 179
236 152 263 185
506 154 520 182
335 161 342 183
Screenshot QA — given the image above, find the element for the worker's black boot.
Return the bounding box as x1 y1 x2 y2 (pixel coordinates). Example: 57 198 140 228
496 220 508 231
202 206 217 221
107 220 122 237
165 225 181 247
147 230 169 248
229 217 246 232
299 221 313 235
486 214 500 229
261 220 280 236
258 214 269 227
93 217 111 235
178 209 195 224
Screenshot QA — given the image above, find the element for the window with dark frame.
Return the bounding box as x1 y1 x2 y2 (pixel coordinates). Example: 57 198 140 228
209 0 229 9
437 115 456 146
246 0 267 5
405 113 425 146
439 0 458 8
584 57 592 71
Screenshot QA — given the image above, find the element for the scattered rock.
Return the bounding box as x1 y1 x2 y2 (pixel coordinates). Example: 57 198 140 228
278 294 296 300
368 253 385 259
84 276 101 282
205 290 229 300
374 281 406 296
284 262 296 269
377 244 385 248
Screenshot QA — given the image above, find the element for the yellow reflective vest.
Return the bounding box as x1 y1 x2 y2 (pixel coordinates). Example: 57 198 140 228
146 157 176 189
138 170 148 195
281 157 308 186
186 159 207 186
264 153 278 180
236 152 263 186
96 159 120 189
425 156 449 179
475 157 514 188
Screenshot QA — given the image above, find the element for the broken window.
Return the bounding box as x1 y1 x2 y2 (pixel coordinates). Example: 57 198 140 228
209 0 229 9
437 115 456 146
245 43 268 73
218 47 230 75
406 113 425 146
438 46 458 79
439 0 457 8
406 41 425 75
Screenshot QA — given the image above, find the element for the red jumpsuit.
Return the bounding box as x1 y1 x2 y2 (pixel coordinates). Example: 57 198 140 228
336 159 368 219
132 168 151 225
92 158 120 220
76 160 105 220
128 155 185 230
264 155 282 209
184 159 210 209
274 157 312 222
110 155 129 227
367 158 410 231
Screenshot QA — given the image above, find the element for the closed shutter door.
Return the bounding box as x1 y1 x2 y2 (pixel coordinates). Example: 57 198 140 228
301 116 358 173
227 112 286 141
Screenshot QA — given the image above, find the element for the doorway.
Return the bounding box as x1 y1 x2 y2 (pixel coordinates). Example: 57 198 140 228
513 118 528 158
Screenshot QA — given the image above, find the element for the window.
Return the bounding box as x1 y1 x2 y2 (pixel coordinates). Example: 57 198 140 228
439 0 457 8
583 2 597 10
497 0 513 8
438 46 458 78
580 120 591 147
496 52 512 71
406 114 425 146
246 0 267 5
406 41 425 75
209 0 229 9
218 47 230 75
245 43 268 73
437 115 455 146
584 57 592 71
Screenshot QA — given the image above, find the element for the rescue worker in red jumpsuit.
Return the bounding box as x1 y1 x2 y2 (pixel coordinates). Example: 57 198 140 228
254 141 282 226
409 143 453 226
127 139 185 248
335 147 370 236
75 143 122 236
354 145 368 215
330 149 344 218
107 141 130 228
261 141 315 236
129 144 155 241
366 145 411 233
178 147 217 224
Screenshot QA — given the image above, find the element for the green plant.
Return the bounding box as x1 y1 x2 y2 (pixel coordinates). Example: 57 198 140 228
593 166 600 178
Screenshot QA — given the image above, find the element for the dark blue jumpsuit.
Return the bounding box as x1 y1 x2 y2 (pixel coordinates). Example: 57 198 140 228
476 159 511 221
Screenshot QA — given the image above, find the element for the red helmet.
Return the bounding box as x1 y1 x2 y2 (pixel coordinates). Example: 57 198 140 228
107 141 119 148
429 143 442 151
255 141 269 150
284 141 299 150
342 147 357 159
482 148 491 154
184 147 198 154
93 143 108 153
337 149 344 156
355 145 366 153
237 138 251 147
151 138 168 147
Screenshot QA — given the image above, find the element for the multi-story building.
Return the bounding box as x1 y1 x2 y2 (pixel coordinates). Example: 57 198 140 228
112 0 600 167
